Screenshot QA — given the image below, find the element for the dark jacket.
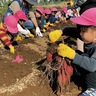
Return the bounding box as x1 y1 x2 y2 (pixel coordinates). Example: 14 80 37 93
48 14 57 23
73 43 96 89
37 16 46 30
80 0 96 14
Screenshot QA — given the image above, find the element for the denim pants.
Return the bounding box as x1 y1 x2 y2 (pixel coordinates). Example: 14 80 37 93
24 20 34 30
79 88 96 96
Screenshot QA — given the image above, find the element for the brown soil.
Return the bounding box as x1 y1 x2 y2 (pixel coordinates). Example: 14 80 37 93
0 20 82 96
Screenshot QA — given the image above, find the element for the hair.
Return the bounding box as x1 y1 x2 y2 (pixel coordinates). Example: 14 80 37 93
67 2 71 5
77 25 96 32
36 10 42 15
23 0 29 4
22 0 29 9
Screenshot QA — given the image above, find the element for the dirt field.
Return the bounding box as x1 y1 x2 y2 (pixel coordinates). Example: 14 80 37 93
0 19 84 96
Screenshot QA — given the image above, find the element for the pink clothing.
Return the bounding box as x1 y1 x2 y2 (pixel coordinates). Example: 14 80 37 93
55 11 62 19
70 8 96 26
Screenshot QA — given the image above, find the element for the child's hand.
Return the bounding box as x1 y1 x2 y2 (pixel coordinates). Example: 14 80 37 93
9 45 15 54
55 21 59 24
15 34 23 41
46 22 50 25
49 23 55 27
49 30 62 42
57 43 76 59
44 24 49 29
44 22 50 28
42 29 46 33
28 33 34 38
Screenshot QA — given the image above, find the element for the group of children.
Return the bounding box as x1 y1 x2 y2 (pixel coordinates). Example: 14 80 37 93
0 0 78 54
35 4 78 32
1 0 96 96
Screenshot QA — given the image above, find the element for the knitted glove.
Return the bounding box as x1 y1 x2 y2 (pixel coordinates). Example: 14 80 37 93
44 24 49 29
46 22 50 25
57 43 76 59
42 29 46 33
9 45 15 54
49 23 55 27
49 30 62 42
55 21 59 24
44 22 50 28
15 34 23 41
28 33 34 38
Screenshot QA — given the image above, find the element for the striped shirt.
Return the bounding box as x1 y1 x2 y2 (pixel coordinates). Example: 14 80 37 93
0 23 11 47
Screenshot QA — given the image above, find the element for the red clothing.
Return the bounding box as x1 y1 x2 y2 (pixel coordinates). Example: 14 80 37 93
0 23 11 47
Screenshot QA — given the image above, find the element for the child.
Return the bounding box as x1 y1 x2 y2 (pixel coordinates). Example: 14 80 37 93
51 7 58 18
49 8 96 95
44 8 58 28
49 7 58 23
55 7 67 22
14 10 34 39
66 7 76 20
66 2 72 10
44 8 51 23
58 0 96 53
44 7 58 24
0 15 18 54
43 8 53 30
35 6 46 32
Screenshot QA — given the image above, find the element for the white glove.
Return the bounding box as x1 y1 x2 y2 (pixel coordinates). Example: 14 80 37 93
17 24 30 37
36 27 43 37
